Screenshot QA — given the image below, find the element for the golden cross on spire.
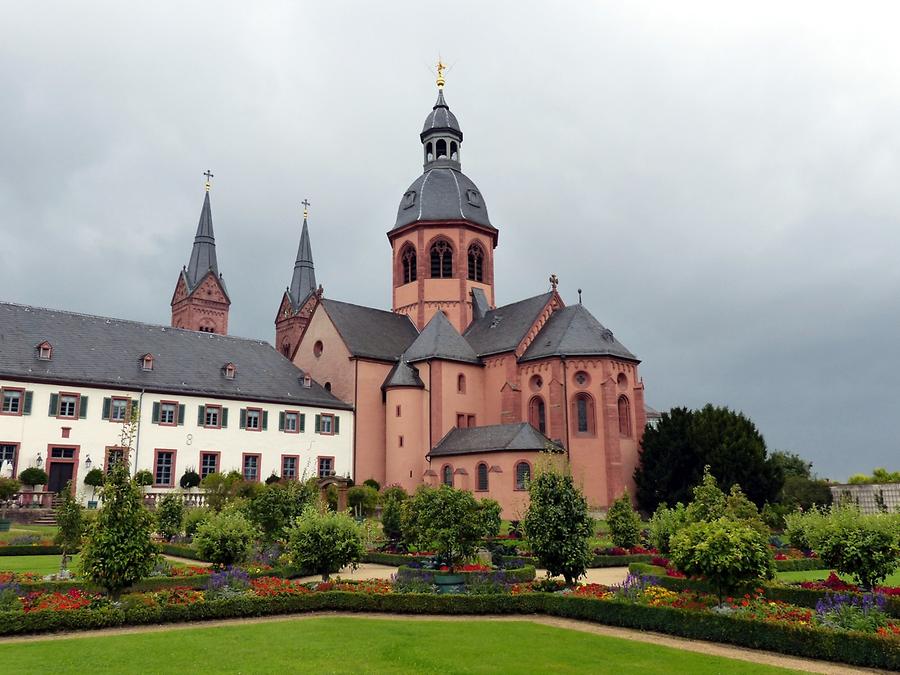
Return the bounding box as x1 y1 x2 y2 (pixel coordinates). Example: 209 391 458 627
301 198 310 220
203 169 214 192
436 58 447 89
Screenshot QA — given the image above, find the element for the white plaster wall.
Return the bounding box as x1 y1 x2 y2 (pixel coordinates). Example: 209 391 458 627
0 378 354 503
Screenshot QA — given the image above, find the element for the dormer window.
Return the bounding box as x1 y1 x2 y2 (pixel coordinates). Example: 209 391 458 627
141 354 154 371
302 375 312 388
223 362 236 380
36 341 52 360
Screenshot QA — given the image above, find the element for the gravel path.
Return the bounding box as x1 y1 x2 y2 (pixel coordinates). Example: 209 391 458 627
293 564 632 585
0 612 874 673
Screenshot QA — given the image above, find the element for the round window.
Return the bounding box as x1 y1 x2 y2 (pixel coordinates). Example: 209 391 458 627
529 375 543 392
574 371 591 387
313 340 324 357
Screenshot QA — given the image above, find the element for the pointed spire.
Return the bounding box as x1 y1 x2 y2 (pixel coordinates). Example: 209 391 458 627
289 205 316 310
186 189 219 290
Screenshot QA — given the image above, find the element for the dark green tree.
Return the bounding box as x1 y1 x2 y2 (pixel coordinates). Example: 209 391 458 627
54 482 84 571
634 404 783 512
401 485 484 571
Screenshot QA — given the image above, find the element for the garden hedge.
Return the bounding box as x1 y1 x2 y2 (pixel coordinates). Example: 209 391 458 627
159 543 208 561
628 563 900 619
0 592 896 670
494 553 654 569
0 545 65 556
395 565 536 584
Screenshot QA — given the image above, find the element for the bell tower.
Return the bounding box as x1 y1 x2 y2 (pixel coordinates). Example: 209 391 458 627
170 172 230 334
388 63 498 333
274 200 320 359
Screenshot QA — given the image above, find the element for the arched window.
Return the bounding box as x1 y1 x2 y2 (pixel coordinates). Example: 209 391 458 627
442 464 454 487
436 139 447 159
618 395 632 437
467 243 484 282
450 141 458 161
430 240 453 278
425 142 434 162
401 244 417 284
457 373 466 394
281 343 290 357
574 393 595 435
515 461 531 490
528 396 546 434
476 462 489 491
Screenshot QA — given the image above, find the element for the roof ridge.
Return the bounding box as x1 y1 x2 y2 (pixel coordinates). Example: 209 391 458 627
322 297 413 320
0 302 271 346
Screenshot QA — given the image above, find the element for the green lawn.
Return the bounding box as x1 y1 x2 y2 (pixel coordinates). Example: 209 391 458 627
777 568 900 586
0 617 798 674
0 524 58 543
0 554 80 575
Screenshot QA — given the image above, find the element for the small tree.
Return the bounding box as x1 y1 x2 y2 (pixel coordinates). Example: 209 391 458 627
193 509 258 567
648 502 688 554
523 462 593 585
670 518 775 602
245 480 317 543
402 485 484 571
805 506 900 590
201 471 243 512
606 490 642 549
363 479 381 491
155 493 185 540
133 470 153 489
54 482 84 571
347 485 379 517
477 498 502 539
19 467 48 488
685 466 727 524
83 468 106 502
80 462 158 598
180 469 201 490
285 505 365 580
380 486 407 543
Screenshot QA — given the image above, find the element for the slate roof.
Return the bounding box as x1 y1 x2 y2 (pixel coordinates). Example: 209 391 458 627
0 303 351 409
520 304 637 362
463 292 554 357
185 191 228 298
421 90 461 137
382 360 425 389
288 216 316 311
320 299 418 362
428 422 563 458
470 288 490 322
392 167 493 232
403 311 480 364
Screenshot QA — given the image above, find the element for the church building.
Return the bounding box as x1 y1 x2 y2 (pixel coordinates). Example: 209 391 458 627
280 68 647 516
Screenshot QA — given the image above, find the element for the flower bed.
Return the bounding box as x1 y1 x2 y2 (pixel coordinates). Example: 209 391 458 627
0 579 896 669
395 564 536 586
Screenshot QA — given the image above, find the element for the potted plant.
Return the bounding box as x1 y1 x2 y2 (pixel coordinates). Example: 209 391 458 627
133 470 153 492
179 468 201 490
18 467 48 507
0 477 21 531
83 468 106 509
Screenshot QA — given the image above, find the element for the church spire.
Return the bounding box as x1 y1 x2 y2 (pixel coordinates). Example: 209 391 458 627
289 201 317 310
185 179 219 291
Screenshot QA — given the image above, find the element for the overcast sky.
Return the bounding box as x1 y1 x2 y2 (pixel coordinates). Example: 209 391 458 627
2 2 898 480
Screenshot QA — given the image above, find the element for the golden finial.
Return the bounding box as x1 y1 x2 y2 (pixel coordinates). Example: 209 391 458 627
302 198 310 220
436 59 446 89
203 169 214 192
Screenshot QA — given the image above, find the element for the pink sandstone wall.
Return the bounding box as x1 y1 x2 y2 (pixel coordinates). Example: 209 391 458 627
384 386 427 493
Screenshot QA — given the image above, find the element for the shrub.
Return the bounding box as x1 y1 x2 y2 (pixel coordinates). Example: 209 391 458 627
347 486 379 517
380 486 407 542
155 494 184 540
477 499 502 539
54 483 84 570
402 485 484 570
245 480 318 543
18 467 48 487
685 466 727 524
133 470 153 488
201 471 243 511
784 508 827 551
0 478 21 518
179 469 201 490
606 491 641 549
285 506 365 580
325 484 338 511
183 507 211 537
805 506 900 590
523 462 593 585
669 517 775 601
363 479 381 491
648 503 688 554
80 462 158 598
83 468 106 501
193 510 258 567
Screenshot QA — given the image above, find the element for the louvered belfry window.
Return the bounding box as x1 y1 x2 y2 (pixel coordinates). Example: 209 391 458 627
430 240 453 278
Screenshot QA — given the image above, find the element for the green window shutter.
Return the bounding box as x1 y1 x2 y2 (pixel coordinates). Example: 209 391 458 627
49 393 59 416
102 398 111 420
23 391 32 415
262 411 268 431
178 404 185 425
221 407 228 428
79 396 88 418
151 402 160 424
299 414 305 432
239 409 247 429
278 412 285 432
198 405 205 426
315 414 321 434
334 416 340 434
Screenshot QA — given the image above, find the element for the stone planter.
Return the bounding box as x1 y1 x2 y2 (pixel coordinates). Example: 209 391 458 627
0 520 10 532
433 574 465 594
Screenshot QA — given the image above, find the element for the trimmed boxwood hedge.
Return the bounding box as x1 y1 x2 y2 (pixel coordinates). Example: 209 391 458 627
395 565 536 584
0 545 65 556
362 552 426 567
0 592 896 669
494 553 654 569
628 563 900 619
160 543 208 561
773 558 825 572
